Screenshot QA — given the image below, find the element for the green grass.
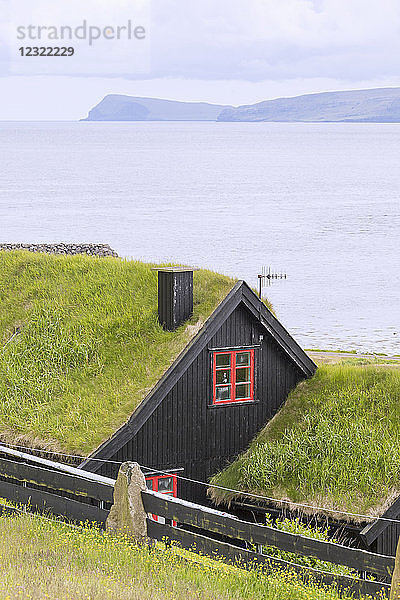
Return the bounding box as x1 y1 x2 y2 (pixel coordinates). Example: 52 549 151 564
0 251 237 455
261 517 358 577
340 357 400 366
210 365 400 519
305 349 358 354
0 512 375 600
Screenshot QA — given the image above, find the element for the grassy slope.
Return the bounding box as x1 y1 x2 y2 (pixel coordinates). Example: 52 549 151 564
210 364 400 519
0 251 235 454
0 512 364 600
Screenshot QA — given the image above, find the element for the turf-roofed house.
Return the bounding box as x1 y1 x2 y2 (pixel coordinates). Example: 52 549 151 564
81 265 316 503
0 251 315 504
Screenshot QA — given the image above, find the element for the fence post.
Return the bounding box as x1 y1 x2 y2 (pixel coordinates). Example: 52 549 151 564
390 537 400 599
106 461 147 543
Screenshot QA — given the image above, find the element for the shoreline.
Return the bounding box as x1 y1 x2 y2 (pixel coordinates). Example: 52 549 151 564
307 349 400 367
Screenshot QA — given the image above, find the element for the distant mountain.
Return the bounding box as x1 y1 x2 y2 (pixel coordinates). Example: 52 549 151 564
83 95 232 121
83 88 400 122
217 87 400 122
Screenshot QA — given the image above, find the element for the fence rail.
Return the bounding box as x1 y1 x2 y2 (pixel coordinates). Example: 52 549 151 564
143 490 394 580
0 446 113 524
0 456 114 503
147 520 391 598
0 445 115 485
0 449 394 598
143 490 392 598
0 478 109 523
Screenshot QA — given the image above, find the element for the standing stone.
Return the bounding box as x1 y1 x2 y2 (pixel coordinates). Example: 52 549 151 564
391 536 400 599
106 462 148 543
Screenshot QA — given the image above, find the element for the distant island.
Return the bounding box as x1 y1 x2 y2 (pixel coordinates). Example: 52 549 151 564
83 95 232 121
83 87 400 122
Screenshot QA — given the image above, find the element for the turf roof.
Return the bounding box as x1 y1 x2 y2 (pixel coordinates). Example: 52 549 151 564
0 251 236 455
210 364 400 522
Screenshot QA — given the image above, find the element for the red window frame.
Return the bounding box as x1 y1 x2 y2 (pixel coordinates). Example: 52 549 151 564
212 349 255 405
145 474 177 497
145 474 177 525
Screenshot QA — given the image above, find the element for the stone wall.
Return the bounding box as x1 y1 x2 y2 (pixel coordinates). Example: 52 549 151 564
0 243 118 257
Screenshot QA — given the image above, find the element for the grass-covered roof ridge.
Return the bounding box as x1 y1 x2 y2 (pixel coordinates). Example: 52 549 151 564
210 364 400 521
0 251 236 455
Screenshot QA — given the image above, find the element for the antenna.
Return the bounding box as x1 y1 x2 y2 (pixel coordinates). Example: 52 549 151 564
257 266 287 298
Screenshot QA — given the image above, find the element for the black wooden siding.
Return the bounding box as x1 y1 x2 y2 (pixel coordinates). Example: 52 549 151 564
97 303 304 502
371 524 400 557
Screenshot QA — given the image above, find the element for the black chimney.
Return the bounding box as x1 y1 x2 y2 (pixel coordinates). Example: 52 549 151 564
154 267 196 331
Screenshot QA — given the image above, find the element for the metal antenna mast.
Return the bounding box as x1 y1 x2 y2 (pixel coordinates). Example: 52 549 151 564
257 266 287 298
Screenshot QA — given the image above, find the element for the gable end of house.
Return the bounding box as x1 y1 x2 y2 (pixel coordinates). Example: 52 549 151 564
80 281 316 498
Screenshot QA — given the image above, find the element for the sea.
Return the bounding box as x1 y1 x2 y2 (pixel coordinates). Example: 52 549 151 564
0 121 399 354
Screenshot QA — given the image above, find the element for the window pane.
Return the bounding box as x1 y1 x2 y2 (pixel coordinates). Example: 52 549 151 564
216 369 231 384
216 353 231 367
236 352 250 366
157 477 173 493
235 383 251 399
216 385 231 401
236 367 250 383
146 479 153 490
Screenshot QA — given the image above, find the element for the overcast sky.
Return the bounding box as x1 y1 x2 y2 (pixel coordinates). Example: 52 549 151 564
1 0 400 120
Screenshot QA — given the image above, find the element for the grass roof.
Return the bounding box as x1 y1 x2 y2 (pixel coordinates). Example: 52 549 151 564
210 363 400 521
0 251 235 455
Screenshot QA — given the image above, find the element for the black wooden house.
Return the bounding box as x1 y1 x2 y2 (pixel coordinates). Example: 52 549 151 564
359 499 400 556
81 268 316 502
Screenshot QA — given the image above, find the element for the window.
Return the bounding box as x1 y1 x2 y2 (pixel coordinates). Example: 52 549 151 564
145 474 177 526
157 476 174 494
213 349 255 404
145 475 176 496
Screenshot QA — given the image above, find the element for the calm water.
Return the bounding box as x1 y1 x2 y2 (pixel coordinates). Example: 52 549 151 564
0 121 399 354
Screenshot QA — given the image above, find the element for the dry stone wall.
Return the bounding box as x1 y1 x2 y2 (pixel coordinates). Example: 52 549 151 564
0 243 118 257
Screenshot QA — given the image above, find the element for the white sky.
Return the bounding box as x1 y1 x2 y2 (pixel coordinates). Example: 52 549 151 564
1 0 400 120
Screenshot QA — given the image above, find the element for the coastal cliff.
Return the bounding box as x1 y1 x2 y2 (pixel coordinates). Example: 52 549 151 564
83 95 231 121
218 87 400 122
83 88 400 122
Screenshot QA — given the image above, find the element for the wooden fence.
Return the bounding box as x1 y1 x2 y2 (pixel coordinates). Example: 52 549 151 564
0 445 113 523
0 446 394 599
144 490 394 598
